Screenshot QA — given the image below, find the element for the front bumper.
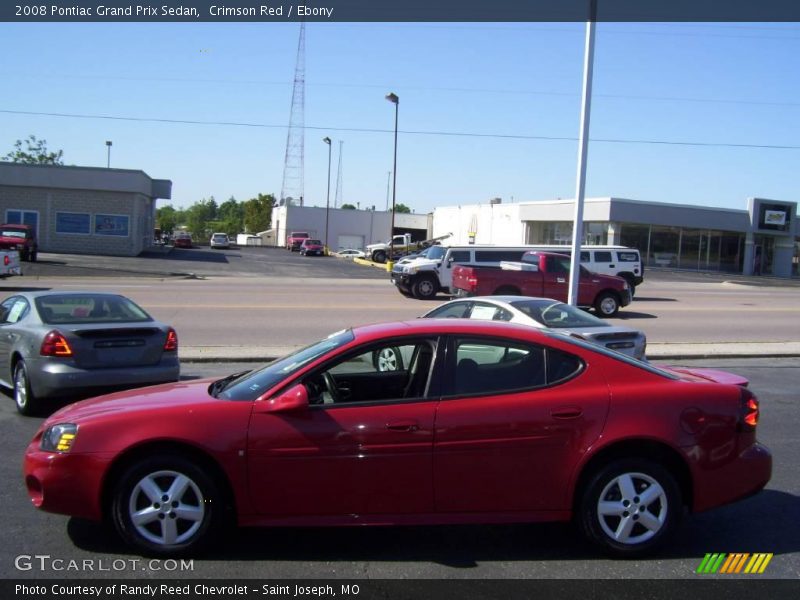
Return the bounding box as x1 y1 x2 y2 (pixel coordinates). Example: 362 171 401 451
390 272 413 293
24 445 113 521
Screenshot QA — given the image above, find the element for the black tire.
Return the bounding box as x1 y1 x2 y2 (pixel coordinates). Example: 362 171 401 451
20 249 29 262
493 286 521 296
373 250 387 264
112 455 224 556
579 458 681 557
411 275 439 300
594 292 621 318
372 346 404 372
14 361 39 416
30 251 37 262
621 275 636 298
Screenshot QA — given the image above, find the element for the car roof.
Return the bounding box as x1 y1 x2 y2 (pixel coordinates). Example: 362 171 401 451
7 291 131 301
350 318 560 345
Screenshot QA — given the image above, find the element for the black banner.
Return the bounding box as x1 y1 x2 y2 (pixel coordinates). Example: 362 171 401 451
5 0 800 23
4 579 800 600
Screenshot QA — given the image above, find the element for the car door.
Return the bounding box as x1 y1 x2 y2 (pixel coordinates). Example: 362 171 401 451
433 335 610 513
247 337 441 517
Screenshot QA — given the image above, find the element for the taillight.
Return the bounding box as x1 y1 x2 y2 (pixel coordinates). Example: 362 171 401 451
164 328 178 352
3 255 8 266
40 331 73 357
740 388 760 430
467 275 478 291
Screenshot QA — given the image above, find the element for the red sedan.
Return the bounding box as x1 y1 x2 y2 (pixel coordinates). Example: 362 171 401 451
23 320 771 557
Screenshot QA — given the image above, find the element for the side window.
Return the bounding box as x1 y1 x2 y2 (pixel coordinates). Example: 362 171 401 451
617 251 639 262
453 338 545 396
468 303 513 322
546 348 584 383
474 250 527 262
449 251 471 264
306 339 437 405
580 251 590 262
426 302 471 319
1 298 28 324
550 257 571 274
594 251 613 262
0 298 16 324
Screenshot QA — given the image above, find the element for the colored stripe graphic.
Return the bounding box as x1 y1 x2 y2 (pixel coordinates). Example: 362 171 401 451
696 553 773 574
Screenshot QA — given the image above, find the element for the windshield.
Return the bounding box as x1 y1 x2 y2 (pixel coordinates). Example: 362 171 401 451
511 300 608 329
1 230 26 239
218 329 355 400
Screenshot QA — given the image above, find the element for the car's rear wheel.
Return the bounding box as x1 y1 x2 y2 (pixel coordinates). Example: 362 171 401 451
373 250 387 264
579 459 681 557
14 361 39 416
112 455 223 556
372 347 404 372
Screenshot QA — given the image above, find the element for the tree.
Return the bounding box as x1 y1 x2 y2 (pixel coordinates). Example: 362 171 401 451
243 193 274 233
4 135 64 165
340 203 357 210
394 203 412 214
156 205 179 235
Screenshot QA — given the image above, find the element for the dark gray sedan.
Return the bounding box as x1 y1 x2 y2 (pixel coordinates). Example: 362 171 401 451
0 292 180 415
422 296 647 360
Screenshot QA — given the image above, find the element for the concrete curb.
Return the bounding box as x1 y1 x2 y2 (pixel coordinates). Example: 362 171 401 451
353 257 391 271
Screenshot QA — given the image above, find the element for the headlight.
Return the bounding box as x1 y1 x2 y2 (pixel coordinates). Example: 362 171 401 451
40 424 78 453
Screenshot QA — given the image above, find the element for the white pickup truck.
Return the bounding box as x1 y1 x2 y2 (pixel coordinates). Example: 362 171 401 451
0 250 22 279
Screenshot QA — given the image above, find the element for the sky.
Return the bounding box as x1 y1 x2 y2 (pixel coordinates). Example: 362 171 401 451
2 21 800 213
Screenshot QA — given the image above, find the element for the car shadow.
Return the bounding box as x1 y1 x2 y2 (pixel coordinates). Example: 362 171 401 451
140 249 230 264
615 311 658 320
634 297 678 302
0 286 51 292
66 489 799 565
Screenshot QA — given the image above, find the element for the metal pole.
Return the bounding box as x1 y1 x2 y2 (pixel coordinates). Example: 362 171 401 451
105 140 112 168
568 0 597 306
386 93 399 265
385 171 392 211
323 137 332 252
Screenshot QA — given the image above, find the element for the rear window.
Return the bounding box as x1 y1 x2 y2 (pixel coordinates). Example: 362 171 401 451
617 251 639 262
1 230 27 239
34 295 153 324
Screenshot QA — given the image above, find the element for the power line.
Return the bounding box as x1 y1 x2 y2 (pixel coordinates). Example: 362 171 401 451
3 108 800 150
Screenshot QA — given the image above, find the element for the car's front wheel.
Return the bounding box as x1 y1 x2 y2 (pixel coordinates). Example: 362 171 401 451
579 459 681 557
112 455 223 556
14 361 39 416
594 292 621 318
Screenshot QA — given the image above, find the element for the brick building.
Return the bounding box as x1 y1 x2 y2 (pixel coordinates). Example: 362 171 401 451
0 162 171 257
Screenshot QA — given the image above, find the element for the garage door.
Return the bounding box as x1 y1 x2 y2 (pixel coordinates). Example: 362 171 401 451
337 234 364 250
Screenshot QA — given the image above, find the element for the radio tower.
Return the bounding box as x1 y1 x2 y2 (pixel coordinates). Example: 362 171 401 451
334 140 343 208
280 22 305 206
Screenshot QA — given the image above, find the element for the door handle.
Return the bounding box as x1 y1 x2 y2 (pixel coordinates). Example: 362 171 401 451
556 277 566 283
550 407 583 419
386 420 419 432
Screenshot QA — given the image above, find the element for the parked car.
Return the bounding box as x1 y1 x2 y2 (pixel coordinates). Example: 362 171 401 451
334 248 366 259
422 296 647 360
286 231 310 251
0 223 38 261
173 232 192 248
209 233 230 249
24 319 770 557
299 239 325 256
0 292 180 415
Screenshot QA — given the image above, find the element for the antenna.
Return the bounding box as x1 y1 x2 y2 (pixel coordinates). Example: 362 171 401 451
280 22 305 206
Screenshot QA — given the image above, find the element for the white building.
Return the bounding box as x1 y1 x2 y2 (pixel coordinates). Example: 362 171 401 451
431 197 799 278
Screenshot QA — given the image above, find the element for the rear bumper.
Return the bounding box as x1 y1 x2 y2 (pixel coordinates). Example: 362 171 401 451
690 442 772 513
26 356 180 399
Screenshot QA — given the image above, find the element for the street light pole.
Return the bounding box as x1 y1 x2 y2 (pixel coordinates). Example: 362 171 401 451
105 140 112 168
385 92 399 267
385 170 391 211
323 136 332 254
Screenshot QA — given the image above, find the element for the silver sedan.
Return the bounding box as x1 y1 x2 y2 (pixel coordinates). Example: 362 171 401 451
422 296 647 360
0 291 180 415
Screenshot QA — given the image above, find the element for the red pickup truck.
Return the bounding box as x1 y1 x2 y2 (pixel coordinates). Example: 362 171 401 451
0 223 38 261
286 231 310 251
452 251 632 317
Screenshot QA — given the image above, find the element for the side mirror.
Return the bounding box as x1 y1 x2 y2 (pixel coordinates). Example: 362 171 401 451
256 383 309 413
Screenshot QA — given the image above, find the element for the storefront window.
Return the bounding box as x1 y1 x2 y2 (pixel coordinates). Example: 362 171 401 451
679 229 702 269
619 224 650 262
649 226 680 267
